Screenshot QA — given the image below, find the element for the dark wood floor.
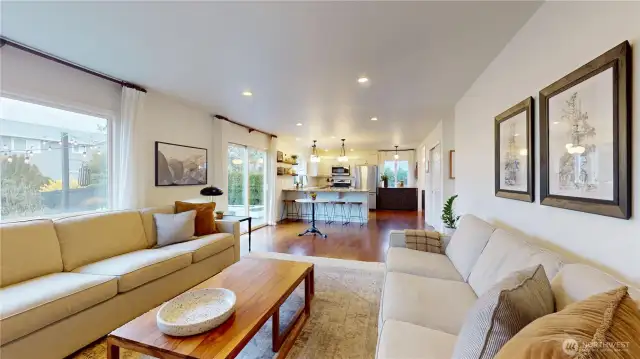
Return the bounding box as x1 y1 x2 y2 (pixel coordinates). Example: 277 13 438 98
239 210 426 262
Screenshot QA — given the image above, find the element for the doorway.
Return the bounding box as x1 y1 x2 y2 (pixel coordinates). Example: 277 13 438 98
227 143 267 231
427 143 442 230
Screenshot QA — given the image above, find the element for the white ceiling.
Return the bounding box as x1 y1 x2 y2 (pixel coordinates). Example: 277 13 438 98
1 1 541 150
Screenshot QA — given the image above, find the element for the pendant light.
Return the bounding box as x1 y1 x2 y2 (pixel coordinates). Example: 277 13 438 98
310 140 320 163
394 145 399 160
337 139 349 162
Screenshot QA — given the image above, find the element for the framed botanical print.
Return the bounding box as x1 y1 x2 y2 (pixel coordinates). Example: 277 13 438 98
495 97 534 202
539 41 631 219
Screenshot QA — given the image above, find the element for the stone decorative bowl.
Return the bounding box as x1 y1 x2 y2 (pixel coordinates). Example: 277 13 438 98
156 288 236 336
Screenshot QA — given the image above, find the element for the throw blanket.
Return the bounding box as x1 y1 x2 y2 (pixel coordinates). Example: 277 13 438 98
404 229 442 254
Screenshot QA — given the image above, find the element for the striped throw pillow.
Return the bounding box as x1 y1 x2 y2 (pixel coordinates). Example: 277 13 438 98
452 264 554 359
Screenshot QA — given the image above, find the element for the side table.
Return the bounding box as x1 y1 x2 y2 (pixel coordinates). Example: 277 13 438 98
221 215 253 252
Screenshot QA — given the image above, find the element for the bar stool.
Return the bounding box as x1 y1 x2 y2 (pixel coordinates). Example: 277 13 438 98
280 199 300 222
345 202 365 227
328 201 349 225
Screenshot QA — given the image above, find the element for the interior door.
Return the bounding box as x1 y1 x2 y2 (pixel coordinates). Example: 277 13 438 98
428 144 442 229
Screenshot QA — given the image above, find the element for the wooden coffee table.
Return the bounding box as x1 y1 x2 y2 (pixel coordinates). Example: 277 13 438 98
107 258 314 359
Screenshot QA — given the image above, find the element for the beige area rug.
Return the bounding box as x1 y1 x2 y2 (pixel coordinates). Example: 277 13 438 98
71 252 384 359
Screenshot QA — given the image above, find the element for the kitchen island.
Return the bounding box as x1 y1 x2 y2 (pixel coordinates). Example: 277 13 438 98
282 187 369 223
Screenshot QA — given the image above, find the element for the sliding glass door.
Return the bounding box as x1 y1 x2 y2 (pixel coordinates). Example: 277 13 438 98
227 144 266 231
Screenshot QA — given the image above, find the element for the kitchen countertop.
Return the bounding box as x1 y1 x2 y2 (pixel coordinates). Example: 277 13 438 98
283 187 369 193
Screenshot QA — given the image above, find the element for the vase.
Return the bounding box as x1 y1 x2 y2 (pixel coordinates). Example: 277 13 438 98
215 213 224 220
383 179 388 188
443 227 455 236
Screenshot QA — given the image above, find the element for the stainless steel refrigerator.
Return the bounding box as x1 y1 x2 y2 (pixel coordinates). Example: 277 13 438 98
354 165 378 210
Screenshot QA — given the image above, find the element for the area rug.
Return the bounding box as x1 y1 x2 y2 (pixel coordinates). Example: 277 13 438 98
70 252 384 359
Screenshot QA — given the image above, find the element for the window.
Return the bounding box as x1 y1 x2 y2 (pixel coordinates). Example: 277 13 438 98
0 97 109 221
383 160 410 187
227 144 267 231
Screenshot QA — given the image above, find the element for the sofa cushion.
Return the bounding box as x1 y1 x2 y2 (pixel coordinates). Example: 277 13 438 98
160 233 235 263
551 263 640 311
386 247 463 281
377 319 458 359
495 286 640 359
382 272 477 335
175 201 217 236
0 220 63 287
0 272 117 345
54 211 149 271
445 214 495 281
139 205 175 247
72 249 192 293
452 265 554 359
153 210 197 248
467 229 563 297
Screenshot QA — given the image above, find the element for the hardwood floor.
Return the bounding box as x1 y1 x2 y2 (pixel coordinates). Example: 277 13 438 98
239 210 426 262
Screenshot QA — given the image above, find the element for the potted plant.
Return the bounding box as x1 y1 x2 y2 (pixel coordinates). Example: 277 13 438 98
381 174 389 188
291 154 298 164
441 195 460 236
310 192 318 200
215 210 225 220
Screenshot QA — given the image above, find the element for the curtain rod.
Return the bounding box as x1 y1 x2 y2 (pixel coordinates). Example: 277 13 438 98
213 114 277 138
378 149 415 152
0 37 147 93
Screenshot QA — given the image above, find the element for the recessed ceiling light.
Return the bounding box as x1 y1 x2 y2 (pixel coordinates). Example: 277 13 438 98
553 121 560 125
324 149 329 152
357 77 369 84
296 123 303 126
331 136 336 139
242 91 253 97
350 149 354 152
295 137 300 141
370 117 378 121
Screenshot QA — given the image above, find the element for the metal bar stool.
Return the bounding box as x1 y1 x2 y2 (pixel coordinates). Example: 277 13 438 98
328 201 349 225
298 202 313 223
280 199 300 222
345 202 365 227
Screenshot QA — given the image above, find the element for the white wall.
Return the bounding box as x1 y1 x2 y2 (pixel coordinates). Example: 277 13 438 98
417 114 455 229
454 1 640 286
137 91 217 207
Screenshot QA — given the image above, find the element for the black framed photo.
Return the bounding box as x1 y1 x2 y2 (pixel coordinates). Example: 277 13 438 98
539 41 631 219
495 97 534 202
155 141 208 186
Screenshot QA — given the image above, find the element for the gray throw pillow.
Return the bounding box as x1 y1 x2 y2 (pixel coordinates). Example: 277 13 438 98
153 210 196 248
452 264 554 359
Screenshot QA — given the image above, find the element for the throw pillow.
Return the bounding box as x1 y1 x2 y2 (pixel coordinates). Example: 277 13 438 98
153 210 196 248
452 264 554 359
495 286 640 359
174 201 217 236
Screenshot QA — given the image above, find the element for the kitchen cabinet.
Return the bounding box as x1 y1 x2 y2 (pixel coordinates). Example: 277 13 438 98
308 161 332 177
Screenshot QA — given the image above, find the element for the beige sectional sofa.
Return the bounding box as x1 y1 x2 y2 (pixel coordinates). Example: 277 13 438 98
0 206 241 359
377 214 640 359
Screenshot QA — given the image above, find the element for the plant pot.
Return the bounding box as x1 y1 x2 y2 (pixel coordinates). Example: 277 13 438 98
215 212 224 220
383 179 388 188
443 227 455 236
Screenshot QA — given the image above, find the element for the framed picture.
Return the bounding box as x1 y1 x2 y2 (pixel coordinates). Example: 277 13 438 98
494 97 534 202
449 150 456 179
155 141 208 186
540 41 631 219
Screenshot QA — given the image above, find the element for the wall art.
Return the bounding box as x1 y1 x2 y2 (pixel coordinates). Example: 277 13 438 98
155 141 208 186
495 97 534 202
540 41 631 218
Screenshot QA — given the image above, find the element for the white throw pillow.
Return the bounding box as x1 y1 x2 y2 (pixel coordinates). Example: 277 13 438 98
451 265 554 359
153 210 196 248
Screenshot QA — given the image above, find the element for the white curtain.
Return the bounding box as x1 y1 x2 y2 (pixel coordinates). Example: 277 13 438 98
266 136 279 225
113 87 146 209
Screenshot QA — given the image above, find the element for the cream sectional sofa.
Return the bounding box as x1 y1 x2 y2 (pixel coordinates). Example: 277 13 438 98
0 206 241 359
377 214 640 359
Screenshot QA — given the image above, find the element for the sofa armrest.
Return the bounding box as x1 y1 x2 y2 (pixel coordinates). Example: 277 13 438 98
388 230 407 248
216 220 241 262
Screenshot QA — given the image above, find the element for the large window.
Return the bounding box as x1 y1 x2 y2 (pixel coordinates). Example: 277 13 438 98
383 160 409 187
227 144 266 230
0 97 109 221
